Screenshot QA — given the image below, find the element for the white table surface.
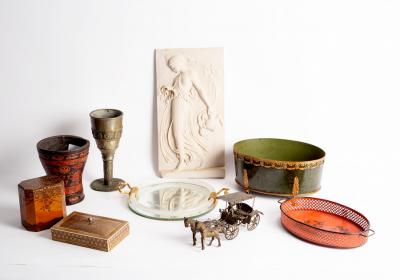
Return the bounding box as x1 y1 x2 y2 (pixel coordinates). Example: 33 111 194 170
0 0 398 279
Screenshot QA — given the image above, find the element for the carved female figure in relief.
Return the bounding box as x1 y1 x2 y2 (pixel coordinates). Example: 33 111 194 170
159 55 220 170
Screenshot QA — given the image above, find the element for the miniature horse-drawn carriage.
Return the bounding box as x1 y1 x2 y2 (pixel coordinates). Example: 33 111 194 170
212 192 263 240
184 192 263 249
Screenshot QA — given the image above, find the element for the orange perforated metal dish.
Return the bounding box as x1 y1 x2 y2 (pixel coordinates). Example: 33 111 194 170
279 197 374 248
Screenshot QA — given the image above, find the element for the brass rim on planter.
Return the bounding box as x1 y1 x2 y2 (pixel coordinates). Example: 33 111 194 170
233 138 325 171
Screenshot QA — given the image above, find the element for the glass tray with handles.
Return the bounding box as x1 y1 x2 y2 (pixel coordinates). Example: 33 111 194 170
117 179 229 220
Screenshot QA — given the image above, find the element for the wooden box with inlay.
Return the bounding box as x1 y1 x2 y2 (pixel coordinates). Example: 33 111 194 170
51 211 129 251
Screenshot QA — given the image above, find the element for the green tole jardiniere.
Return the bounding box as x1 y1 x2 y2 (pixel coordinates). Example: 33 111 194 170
233 138 325 196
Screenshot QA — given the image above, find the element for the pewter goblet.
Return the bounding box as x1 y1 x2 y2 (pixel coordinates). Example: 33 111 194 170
90 109 125 192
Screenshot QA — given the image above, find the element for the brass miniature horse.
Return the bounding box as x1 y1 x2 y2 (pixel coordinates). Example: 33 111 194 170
195 221 221 250
184 217 208 246
183 217 221 250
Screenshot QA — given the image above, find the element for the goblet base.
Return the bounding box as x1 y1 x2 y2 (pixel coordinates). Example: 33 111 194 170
90 178 125 192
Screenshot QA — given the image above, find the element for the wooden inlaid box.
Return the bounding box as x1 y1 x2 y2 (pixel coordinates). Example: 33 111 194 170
18 175 66 231
51 211 129 252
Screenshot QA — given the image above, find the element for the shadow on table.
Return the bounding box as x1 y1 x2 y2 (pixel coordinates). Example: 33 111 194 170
36 228 52 239
0 203 56 241
0 203 23 229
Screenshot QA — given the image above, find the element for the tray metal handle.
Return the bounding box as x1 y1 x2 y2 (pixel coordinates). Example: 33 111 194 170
117 181 139 198
208 187 230 201
360 229 375 237
277 198 287 204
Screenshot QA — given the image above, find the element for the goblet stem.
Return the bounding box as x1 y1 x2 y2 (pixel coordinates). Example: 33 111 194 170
103 160 113 186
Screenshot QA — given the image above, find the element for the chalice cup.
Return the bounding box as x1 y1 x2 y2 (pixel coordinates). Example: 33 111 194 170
90 109 125 192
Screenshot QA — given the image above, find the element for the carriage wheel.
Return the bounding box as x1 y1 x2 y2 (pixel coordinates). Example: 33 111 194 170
224 224 239 240
247 214 260 231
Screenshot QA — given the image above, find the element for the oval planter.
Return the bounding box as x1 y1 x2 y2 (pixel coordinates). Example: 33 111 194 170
233 138 325 196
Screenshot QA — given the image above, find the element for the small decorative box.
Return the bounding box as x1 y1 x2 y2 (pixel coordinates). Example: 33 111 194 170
51 211 129 252
18 175 66 231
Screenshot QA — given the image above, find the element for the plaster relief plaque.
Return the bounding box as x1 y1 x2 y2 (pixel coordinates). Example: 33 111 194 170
155 48 225 178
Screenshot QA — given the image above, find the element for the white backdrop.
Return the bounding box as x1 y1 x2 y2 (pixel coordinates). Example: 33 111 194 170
0 0 399 279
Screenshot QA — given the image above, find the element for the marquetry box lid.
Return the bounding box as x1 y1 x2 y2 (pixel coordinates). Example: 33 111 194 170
51 211 129 252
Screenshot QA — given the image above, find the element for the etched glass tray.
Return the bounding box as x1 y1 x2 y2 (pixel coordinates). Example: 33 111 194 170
121 180 216 220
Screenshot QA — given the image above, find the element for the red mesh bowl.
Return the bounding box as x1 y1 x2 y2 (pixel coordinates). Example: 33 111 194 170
279 197 374 248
